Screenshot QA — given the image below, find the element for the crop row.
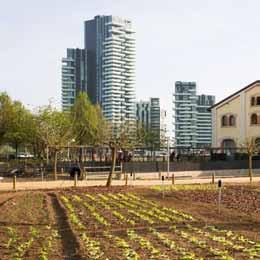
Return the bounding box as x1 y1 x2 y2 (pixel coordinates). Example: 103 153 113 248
60 196 105 259
5 225 59 260
71 193 200 259
63 192 260 260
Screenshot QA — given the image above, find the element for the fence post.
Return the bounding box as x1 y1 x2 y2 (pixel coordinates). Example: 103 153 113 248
172 173 175 185
212 172 215 184
13 175 16 191
74 173 78 187
125 174 128 186
41 169 44 182
133 172 136 181
158 172 161 180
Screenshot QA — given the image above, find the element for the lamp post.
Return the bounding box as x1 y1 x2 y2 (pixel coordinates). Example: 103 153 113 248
167 136 170 179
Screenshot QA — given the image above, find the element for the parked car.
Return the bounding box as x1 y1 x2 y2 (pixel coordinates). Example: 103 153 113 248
17 152 34 159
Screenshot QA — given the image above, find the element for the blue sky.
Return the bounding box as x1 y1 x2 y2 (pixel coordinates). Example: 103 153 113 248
1 0 260 132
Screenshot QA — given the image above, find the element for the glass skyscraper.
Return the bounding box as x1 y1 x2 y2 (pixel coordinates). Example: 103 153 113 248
84 15 136 127
61 48 87 110
136 98 161 145
173 81 215 148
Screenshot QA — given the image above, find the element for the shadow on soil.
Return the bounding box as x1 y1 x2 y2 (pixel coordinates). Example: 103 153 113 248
48 192 83 260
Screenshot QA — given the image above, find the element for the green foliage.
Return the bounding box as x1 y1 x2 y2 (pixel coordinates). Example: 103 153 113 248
70 92 109 146
136 123 160 147
0 93 35 154
36 105 71 148
0 92 14 143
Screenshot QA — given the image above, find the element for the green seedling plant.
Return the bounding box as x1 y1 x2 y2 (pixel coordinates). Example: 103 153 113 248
104 231 139 260
12 226 39 260
39 227 59 260
149 227 201 260
61 195 105 258
6 227 20 249
127 229 169 259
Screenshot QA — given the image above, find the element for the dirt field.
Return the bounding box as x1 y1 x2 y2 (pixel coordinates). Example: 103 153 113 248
0 184 259 259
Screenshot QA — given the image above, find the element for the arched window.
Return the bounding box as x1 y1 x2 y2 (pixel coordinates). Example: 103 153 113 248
229 115 236 126
255 138 260 149
251 97 255 106
251 113 258 125
222 139 236 148
257 97 260 105
221 115 228 126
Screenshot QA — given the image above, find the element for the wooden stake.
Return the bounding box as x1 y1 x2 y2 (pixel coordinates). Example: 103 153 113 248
125 174 128 186
74 173 78 187
212 172 215 184
13 175 16 191
172 174 175 185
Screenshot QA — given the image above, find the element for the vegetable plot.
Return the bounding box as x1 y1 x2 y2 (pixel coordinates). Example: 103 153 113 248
0 188 259 259
58 191 260 259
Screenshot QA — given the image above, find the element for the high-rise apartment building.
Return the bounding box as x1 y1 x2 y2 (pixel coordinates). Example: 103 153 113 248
136 98 162 145
84 15 136 126
61 48 87 110
160 109 167 146
197 94 215 147
136 100 150 131
173 81 215 148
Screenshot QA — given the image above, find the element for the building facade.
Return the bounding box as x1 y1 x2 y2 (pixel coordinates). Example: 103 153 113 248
210 80 260 148
197 95 215 147
160 109 167 146
84 15 136 126
173 81 215 148
61 48 87 110
136 98 163 145
136 100 150 131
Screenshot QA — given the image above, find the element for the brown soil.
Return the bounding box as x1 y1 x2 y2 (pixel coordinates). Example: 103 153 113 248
0 184 259 259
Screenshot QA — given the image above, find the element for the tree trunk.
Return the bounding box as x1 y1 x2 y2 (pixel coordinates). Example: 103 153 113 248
106 146 116 187
15 142 18 159
249 153 253 183
79 146 83 163
54 149 58 180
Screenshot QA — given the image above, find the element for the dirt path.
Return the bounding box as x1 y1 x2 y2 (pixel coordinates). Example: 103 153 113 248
47 192 83 260
0 176 260 191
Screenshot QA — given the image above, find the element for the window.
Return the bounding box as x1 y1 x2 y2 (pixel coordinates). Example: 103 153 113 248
251 113 258 125
251 96 260 106
221 115 228 126
221 114 236 127
222 139 236 148
255 138 260 148
229 115 236 126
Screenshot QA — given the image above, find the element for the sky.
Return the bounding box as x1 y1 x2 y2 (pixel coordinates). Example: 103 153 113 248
1 0 260 134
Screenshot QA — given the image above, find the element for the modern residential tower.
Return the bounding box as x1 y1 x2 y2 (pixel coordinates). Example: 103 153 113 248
84 15 136 127
61 48 87 110
136 98 165 145
173 81 215 148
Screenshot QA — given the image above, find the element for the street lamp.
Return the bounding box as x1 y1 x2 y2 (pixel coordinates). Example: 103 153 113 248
167 136 170 178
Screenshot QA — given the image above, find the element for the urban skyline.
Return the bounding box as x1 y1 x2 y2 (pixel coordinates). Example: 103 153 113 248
2 1 260 141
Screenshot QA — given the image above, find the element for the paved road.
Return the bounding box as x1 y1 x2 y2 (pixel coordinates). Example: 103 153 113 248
0 176 260 191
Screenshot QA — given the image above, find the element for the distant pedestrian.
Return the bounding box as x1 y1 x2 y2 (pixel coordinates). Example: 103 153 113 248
176 154 180 162
170 151 175 162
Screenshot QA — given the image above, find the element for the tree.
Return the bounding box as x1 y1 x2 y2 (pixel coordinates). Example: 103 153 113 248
36 106 72 180
70 93 112 164
70 93 100 145
4 101 34 158
106 120 136 187
135 123 160 148
0 92 14 144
